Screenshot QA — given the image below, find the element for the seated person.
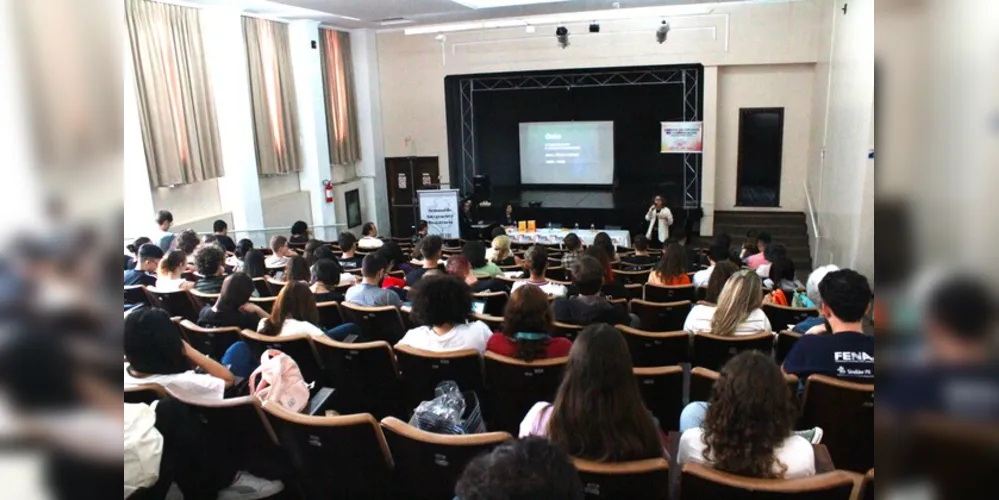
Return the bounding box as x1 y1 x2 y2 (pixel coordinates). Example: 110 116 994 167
679 351 816 479
520 324 666 461
289 220 311 246
345 254 404 308
358 222 384 250
560 233 583 272
396 275 492 353
684 270 771 335
406 236 445 287
337 232 364 271
487 285 572 360
692 245 731 289
783 269 874 382
455 437 582 500
648 242 691 287
581 247 629 300
227 238 254 270
592 232 620 263
745 231 771 270
175 229 200 265
511 245 567 298
447 255 508 294
212 219 236 253
487 235 518 267
265 235 296 269
124 243 163 287
685 262 739 334
310 258 345 303
156 250 194 291
792 265 839 334
283 255 311 283
302 239 325 266
124 307 236 400
193 244 226 294
197 272 269 331
412 219 428 245
376 241 413 275
258 281 361 341
621 235 658 268
553 256 632 327
124 237 151 271
464 240 502 278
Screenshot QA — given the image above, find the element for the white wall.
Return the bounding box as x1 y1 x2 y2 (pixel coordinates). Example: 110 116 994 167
716 64 814 212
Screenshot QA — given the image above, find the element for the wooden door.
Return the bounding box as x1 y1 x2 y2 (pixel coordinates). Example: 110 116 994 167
385 157 439 237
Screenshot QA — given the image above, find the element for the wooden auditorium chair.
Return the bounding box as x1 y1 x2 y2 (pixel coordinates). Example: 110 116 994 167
339 303 408 344
394 345 485 414
689 366 800 408
124 384 167 405
644 283 695 303
691 331 774 372
763 304 819 332
633 365 684 433
188 289 218 309
616 325 690 367
551 321 585 341
316 301 345 330
177 320 241 360
249 296 277 313
679 463 864 500
629 299 692 332
473 291 509 317
775 330 803 364
239 330 328 391
252 277 272 297
312 336 401 418
145 288 202 322
124 285 150 307
264 276 286 297
800 375 874 473
483 352 567 435
574 457 670 500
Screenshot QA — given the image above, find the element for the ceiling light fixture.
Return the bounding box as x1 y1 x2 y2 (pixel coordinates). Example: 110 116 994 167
588 22 600 33
555 25 569 48
655 20 670 44
451 0 570 10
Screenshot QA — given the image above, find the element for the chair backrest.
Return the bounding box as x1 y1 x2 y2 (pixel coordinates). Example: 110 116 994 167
124 384 166 404
645 284 695 303
800 375 874 473
470 313 504 332
265 276 286 297
381 417 511 500
680 463 863 500
188 289 218 310
629 300 692 332
775 330 803 365
617 325 690 367
692 331 774 372
316 301 345 330
552 321 585 342
165 391 281 469
239 330 328 391
613 269 652 285
249 296 277 313
313 336 401 418
261 403 394 497
473 291 508 317
545 266 568 281
483 352 568 435
689 367 799 408
394 345 484 414
145 288 201 322
249 277 272 297
633 366 684 433
575 457 670 500
177 320 241 361
339 303 407 344
763 304 820 332
124 285 149 306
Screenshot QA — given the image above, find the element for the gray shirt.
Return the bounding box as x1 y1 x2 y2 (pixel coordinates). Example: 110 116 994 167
345 283 403 308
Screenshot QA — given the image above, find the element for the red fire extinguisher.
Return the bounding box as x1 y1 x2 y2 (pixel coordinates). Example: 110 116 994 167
323 180 334 203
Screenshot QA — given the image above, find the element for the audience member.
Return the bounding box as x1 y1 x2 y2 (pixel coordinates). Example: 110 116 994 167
124 307 235 400
289 221 311 246
310 259 345 303
302 239 325 266
745 231 771 270
792 265 839 334
560 233 583 272
337 232 364 271
592 232 619 263
201 234 219 247
621 235 658 268
397 275 492 353
283 255 311 283
460 199 475 239
154 210 175 251
175 229 200 262
346 254 404 308
512 245 567 298
678 351 816 479
377 241 413 274
783 269 874 381
684 270 771 335
763 245 802 295
257 281 361 341
124 243 163 287
193 244 226 294
648 241 691 287
156 250 193 291
197 273 268 331
487 285 572 360
125 236 152 271
464 240 501 278
412 220 428 244
446 255 507 293
265 235 295 269
242 250 267 279
228 238 254 270
702 261 740 305
692 245 731 289
520 324 665 462
582 247 629 299
553 256 632 327
490 226 507 240
739 230 760 261
488 235 517 266
359 222 384 250
406 236 445 286
455 437 583 500
212 220 236 253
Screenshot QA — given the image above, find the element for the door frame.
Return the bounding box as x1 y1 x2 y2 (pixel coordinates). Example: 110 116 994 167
735 107 785 207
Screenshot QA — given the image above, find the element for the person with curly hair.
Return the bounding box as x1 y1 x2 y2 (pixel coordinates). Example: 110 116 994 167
289 220 311 246
174 229 201 263
487 285 571 361
678 351 817 479
455 437 583 500
193 244 226 293
396 275 492 353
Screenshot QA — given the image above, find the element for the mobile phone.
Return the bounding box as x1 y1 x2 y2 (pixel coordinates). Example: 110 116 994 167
343 334 359 343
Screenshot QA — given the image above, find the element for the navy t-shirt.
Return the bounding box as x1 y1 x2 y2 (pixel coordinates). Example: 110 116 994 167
782 331 874 382
338 255 364 271
124 269 157 287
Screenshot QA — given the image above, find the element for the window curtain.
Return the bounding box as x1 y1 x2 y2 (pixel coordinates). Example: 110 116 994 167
319 28 361 166
125 0 223 187
243 16 301 175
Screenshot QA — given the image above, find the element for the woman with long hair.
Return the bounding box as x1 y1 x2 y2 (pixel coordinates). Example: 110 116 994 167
283 255 311 282
303 239 325 266
685 270 771 335
156 250 193 291
581 247 629 300
242 249 267 279
487 285 571 361
683 261 739 333
125 236 152 270
520 324 665 462
648 241 691 287
463 240 502 278
257 281 323 337
678 351 815 478
198 273 268 331
592 232 619 263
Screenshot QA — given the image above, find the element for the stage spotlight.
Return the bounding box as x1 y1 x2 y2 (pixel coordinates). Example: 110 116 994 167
589 23 600 33
555 26 569 49
656 20 670 44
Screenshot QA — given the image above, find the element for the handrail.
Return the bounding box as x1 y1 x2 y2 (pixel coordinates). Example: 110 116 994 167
124 223 348 242
803 179 820 240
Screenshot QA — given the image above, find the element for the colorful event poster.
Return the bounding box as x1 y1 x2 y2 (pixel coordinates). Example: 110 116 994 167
660 122 704 153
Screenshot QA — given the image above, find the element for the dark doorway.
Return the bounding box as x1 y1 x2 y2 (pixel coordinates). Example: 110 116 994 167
385 157 440 237
736 108 784 207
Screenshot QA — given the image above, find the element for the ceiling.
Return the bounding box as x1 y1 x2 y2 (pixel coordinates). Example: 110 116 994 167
236 0 770 29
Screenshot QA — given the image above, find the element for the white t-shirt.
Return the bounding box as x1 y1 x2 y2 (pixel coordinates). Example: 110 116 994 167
396 321 492 353
358 236 384 250
678 427 815 479
684 306 772 335
124 403 163 498
154 277 187 292
692 266 714 288
265 255 289 269
258 318 327 338
510 279 567 298
123 363 226 402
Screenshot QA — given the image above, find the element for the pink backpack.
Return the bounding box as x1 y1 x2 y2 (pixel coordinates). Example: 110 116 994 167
249 349 311 413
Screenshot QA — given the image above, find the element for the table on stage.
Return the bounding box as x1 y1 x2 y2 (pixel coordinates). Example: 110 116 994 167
504 227 632 249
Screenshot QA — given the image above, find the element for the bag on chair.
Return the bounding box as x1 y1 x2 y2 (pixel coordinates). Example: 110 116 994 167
249 349 310 413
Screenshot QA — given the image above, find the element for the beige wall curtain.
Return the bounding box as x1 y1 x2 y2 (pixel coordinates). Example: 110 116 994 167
319 29 361 166
125 0 223 187
243 16 301 175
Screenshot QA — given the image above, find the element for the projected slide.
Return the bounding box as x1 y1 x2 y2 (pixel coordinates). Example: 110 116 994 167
519 121 615 185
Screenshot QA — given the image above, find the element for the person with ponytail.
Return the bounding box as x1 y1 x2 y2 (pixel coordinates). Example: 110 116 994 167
487 285 571 361
125 237 151 271
156 250 193 291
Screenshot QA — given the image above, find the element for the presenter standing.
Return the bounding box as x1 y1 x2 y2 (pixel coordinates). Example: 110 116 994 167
645 195 674 248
